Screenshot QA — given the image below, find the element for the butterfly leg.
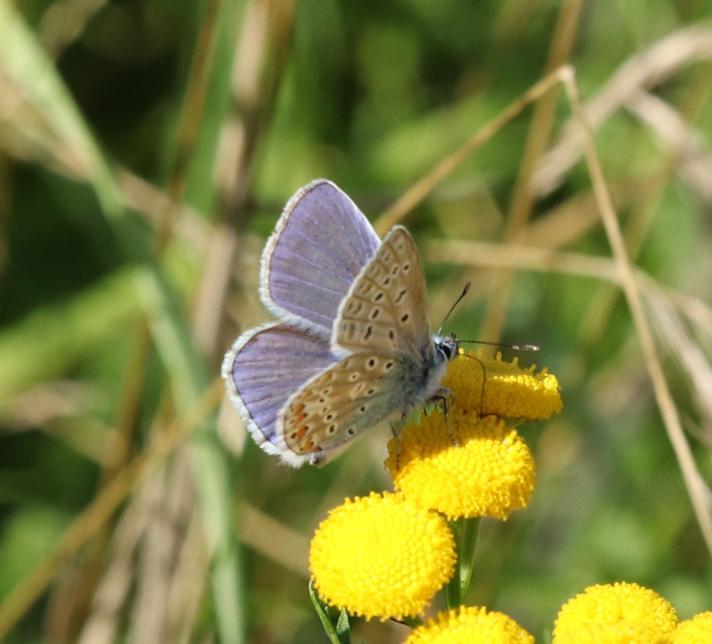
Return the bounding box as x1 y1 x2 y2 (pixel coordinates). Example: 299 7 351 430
431 387 459 446
472 356 488 416
390 413 407 470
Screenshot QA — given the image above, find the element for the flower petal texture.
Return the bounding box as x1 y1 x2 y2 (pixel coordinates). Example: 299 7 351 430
553 582 678 643
309 492 455 620
386 413 535 519
405 606 534 643
672 612 712 643
445 353 562 420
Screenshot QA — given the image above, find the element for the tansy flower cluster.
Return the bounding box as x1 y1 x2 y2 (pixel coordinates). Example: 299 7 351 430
553 582 712 644
397 582 712 643
385 353 560 520
309 352 562 637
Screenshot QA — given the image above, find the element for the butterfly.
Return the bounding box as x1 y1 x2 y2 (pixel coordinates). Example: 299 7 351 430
222 179 460 466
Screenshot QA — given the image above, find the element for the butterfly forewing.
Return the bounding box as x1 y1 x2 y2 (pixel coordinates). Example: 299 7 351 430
277 352 407 455
260 180 380 335
332 226 432 357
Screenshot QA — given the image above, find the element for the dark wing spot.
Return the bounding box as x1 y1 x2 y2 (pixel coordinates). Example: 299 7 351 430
395 288 407 303
359 405 367 413
403 263 411 272
367 358 376 368
388 329 395 340
326 414 334 421
400 313 410 323
347 428 355 436
367 388 376 396
349 373 359 381
385 361 394 370
383 277 391 286
364 326 373 340
374 292 384 302
391 265 399 275
370 308 381 320
328 425 336 433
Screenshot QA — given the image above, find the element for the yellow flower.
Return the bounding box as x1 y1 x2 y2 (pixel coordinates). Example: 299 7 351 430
405 606 534 643
386 413 535 519
309 492 455 620
553 582 678 643
672 612 712 643
444 352 562 420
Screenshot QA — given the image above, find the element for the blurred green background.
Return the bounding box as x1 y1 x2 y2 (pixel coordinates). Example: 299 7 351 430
1 0 711 642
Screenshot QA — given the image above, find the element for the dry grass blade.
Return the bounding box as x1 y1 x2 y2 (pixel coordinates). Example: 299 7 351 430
0 379 224 641
647 287 712 439
374 66 565 235
194 0 297 360
626 90 712 203
560 66 712 555
77 485 155 644
534 22 712 195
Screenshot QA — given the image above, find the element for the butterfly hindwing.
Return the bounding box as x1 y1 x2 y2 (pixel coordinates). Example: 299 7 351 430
332 226 432 357
221 322 336 465
276 352 408 457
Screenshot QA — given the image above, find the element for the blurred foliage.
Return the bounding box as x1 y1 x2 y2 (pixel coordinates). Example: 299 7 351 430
1 0 712 642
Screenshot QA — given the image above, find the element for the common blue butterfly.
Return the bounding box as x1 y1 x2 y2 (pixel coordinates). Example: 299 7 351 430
222 180 459 466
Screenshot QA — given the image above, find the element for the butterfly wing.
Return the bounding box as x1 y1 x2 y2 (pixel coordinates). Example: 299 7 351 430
260 180 380 336
221 322 336 466
275 352 414 460
332 225 432 357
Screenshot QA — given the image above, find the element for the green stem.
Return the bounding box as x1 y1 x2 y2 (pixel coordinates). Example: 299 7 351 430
309 580 352 644
446 517 480 609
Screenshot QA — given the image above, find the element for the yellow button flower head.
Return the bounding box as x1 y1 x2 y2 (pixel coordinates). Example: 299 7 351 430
553 582 678 643
309 492 455 620
405 606 534 644
386 413 535 519
444 353 562 420
672 612 712 643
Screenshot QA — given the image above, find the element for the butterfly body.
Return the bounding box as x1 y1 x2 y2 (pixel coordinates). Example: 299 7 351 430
222 180 459 467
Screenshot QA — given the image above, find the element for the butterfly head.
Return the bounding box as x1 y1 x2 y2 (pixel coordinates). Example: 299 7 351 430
434 334 460 363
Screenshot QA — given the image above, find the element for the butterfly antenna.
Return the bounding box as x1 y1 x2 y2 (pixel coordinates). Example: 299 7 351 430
459 339 540 352
437 281 471 335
